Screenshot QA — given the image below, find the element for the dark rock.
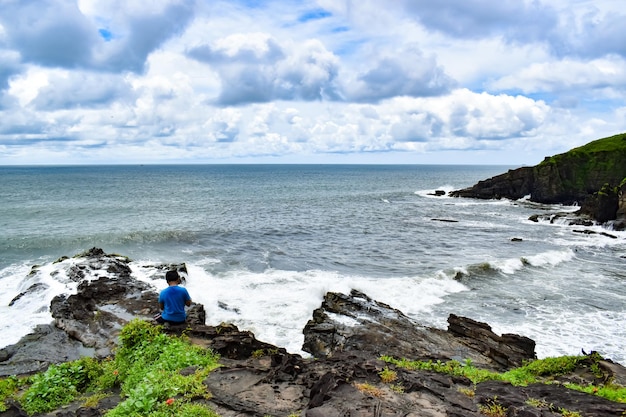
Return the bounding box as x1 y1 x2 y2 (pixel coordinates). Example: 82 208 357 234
447 314 536 369
8 283 49 307
182 323 281 359
428 190 446 196
577 182 620 223
431 218 459 223
475 380 626 416
0 324 88 377
450 166 535 201
302 290 536 371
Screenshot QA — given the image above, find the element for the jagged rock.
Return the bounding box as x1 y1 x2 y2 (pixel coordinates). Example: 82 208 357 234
578 182 620 223
613 180 626 230
2 249 197 374
447 314 536 369
302 289 536 370
8 283 49 307
431 218 459 223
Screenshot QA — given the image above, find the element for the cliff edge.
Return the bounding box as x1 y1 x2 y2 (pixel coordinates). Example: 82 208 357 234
450 132 626 228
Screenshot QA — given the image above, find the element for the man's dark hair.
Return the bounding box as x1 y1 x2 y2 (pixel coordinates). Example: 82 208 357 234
165 270 180 283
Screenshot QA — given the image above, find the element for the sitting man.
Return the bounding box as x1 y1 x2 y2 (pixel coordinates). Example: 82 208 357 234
156 270 192 325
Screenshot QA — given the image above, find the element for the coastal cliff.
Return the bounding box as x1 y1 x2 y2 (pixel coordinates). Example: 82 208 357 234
450 133 626 228
1 249 626 416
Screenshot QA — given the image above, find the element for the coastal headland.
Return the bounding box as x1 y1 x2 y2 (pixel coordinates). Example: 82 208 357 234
450 132 626 230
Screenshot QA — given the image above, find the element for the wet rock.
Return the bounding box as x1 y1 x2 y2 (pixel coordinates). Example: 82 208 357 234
8 283 49 307
302 290 536 371
447 314 536 369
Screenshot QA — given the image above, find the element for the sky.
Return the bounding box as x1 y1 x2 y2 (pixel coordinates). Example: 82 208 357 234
0 0 625 165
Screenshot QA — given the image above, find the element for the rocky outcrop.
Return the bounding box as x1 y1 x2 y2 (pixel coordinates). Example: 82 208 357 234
2 249 626 416
302 290 535 370
0 248 198 376
450 133 626 226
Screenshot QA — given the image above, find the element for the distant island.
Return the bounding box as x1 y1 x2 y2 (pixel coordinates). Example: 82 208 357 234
450 132 626 229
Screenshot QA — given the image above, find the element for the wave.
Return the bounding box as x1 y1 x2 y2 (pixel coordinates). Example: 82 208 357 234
443 249 576 281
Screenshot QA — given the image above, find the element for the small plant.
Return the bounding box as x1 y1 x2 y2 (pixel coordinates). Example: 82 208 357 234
378 367 397 383
390 383 404 393
251 348 278 358
525 397 550 408
353 382 384 398
458 386 475 398
82 392 110 408
380 356 498 384
559 408 582 417
478 397 507 417
252 349 266 358
564 382 626 403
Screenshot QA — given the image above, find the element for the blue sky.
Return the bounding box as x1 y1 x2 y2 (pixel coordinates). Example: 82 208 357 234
0 0 625 165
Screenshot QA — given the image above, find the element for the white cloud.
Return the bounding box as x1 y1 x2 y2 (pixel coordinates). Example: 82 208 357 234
0 0 625 165
490 56 626 94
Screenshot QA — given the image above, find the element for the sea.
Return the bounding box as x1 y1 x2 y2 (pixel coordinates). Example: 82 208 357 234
1 164 624 365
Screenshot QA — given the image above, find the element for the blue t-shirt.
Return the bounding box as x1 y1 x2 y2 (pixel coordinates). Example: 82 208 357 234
158 285 191 323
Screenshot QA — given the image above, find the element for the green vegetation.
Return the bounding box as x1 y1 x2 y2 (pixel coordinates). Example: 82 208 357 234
381 353 626 404
478 397 507 417
537 132 626 193
0 376 21 412
0 319 220 416
541 133 626 165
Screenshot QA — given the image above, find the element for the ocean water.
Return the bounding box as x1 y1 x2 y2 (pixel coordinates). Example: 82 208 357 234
1 164 625 364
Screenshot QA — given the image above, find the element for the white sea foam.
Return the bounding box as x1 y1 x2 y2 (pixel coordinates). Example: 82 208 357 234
495 309 626 362
521 249 576 267
0 259 80 348
133 264 470 356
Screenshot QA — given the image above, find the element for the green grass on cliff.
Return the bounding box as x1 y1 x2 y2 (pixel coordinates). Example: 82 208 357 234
0 319 220 416
381 354 626 404
537 132 626 193
542 132 626 162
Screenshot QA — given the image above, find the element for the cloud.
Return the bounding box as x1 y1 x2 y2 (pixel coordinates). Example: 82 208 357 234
341 44 456 102
0 0 196 73
398 0 558 42
189 34 341 105
489 56 626 95
550 8 626 59
396 1 626 59
0 0 96 68
1 0 626 165
0 50 21 91
92 1 197 73
31 71 133 110
190 34 454 104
